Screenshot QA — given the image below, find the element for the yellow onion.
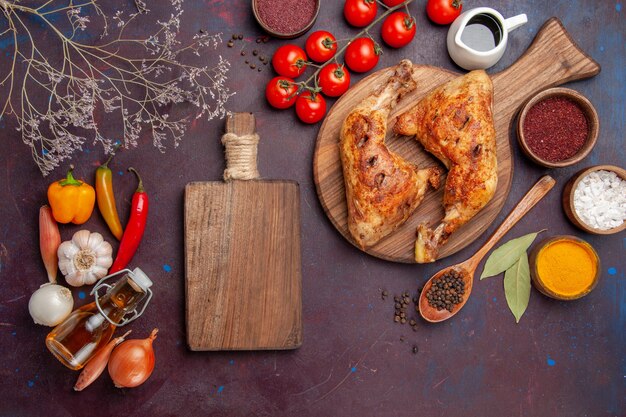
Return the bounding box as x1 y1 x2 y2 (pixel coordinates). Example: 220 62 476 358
108 328 158 388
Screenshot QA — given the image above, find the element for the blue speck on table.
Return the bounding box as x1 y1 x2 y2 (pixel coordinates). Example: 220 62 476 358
163 264 172 272
608 267 617 275
217 385 224 394
78 291 86 300
547 355 556 366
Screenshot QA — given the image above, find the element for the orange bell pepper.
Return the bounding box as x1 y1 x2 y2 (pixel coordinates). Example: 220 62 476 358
47 166 96 224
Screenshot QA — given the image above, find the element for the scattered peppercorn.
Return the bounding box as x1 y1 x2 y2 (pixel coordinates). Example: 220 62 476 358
250 64 256 69
232 34 238 40
241 51 246 56
237 34 243 40
425 270 466 312
256 38 262 44
227 41 234 47
412 345 419 354
252 50 258 56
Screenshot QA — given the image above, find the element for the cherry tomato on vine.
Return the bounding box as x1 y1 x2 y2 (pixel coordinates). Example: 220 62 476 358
305 31 338 63
265 77 298 109
343 0 378 28
381 12 416 48
426 0 463 25
382 0 406 6
344 37 381 73
318 64 351 97
295 91 327 124
272 45 308 78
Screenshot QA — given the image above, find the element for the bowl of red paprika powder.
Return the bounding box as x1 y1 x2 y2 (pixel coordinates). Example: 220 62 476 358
516 87 599 168
252 0 320 39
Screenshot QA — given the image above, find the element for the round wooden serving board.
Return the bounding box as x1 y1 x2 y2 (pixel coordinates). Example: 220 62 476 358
313 18 600 263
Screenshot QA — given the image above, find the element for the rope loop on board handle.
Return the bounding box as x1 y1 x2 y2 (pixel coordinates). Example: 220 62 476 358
221 132 260 181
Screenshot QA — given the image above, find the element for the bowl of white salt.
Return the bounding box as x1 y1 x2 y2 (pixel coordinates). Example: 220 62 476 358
563 165 626 235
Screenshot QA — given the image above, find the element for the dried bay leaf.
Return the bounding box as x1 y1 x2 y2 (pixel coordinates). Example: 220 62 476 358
504 253 531 323
480 231 543 280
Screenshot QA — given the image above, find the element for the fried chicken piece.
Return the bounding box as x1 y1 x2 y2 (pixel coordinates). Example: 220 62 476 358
394 70 497 263
340 60 442 249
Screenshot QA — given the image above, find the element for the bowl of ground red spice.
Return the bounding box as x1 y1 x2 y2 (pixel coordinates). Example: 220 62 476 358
517 87 599 168
252 0 320 39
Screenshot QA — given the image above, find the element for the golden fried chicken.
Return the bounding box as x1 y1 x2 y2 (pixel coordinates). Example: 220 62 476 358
394 70 497 263
340 60 442 249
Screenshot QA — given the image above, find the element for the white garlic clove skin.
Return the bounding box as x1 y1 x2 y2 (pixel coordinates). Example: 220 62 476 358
57 230 113 287
58 241 79 277
66 270 89 287
28 283 74 327
87 232 104 250
72 230 92 249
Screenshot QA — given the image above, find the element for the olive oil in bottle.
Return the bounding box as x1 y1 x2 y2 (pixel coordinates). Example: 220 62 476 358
46 268 153 370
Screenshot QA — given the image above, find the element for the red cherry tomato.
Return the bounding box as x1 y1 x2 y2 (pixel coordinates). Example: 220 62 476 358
383 0 406 6
305 31 338 63
426 0 463 25
343 0 378 27
265 77 298 109
272 44 308 78
381 12 416 48
318 64 351 97
344 37 381 73
295 91 327 124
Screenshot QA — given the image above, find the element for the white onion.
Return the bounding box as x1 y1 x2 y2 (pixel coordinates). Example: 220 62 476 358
28 283 74 326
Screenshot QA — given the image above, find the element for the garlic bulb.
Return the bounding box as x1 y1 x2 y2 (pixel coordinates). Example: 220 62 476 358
28 283 74 326
58 230 113 287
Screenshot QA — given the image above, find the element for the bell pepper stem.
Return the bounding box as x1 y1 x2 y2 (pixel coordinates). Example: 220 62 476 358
128 167 144 193
59 165 83 187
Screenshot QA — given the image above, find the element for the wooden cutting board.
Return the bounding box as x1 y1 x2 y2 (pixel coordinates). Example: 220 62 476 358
313 18 600 263
185 113 302 351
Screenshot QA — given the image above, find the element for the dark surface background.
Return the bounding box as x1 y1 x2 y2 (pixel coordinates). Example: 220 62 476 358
0 1 624 416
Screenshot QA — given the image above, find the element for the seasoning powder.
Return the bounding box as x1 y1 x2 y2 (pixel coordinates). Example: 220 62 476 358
573 170 626 230
256 0 317 34
523 97 588 162
536 240 597 297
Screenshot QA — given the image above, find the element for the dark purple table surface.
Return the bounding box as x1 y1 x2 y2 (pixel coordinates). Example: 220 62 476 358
1 1 624 416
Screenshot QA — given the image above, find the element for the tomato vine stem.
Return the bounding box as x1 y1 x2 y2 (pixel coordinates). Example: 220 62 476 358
294 0 416 94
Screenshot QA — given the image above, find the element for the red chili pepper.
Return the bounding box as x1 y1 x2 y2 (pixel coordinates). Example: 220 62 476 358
109 168 148 274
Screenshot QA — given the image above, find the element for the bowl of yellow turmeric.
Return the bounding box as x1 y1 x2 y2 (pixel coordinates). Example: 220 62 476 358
529 235 600 300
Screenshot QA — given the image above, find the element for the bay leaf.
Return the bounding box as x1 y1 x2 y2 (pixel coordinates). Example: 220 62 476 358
480 231 542 280
504 253 531 323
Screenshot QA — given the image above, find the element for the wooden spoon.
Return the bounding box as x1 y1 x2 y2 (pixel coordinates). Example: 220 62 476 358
419 175 556 323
